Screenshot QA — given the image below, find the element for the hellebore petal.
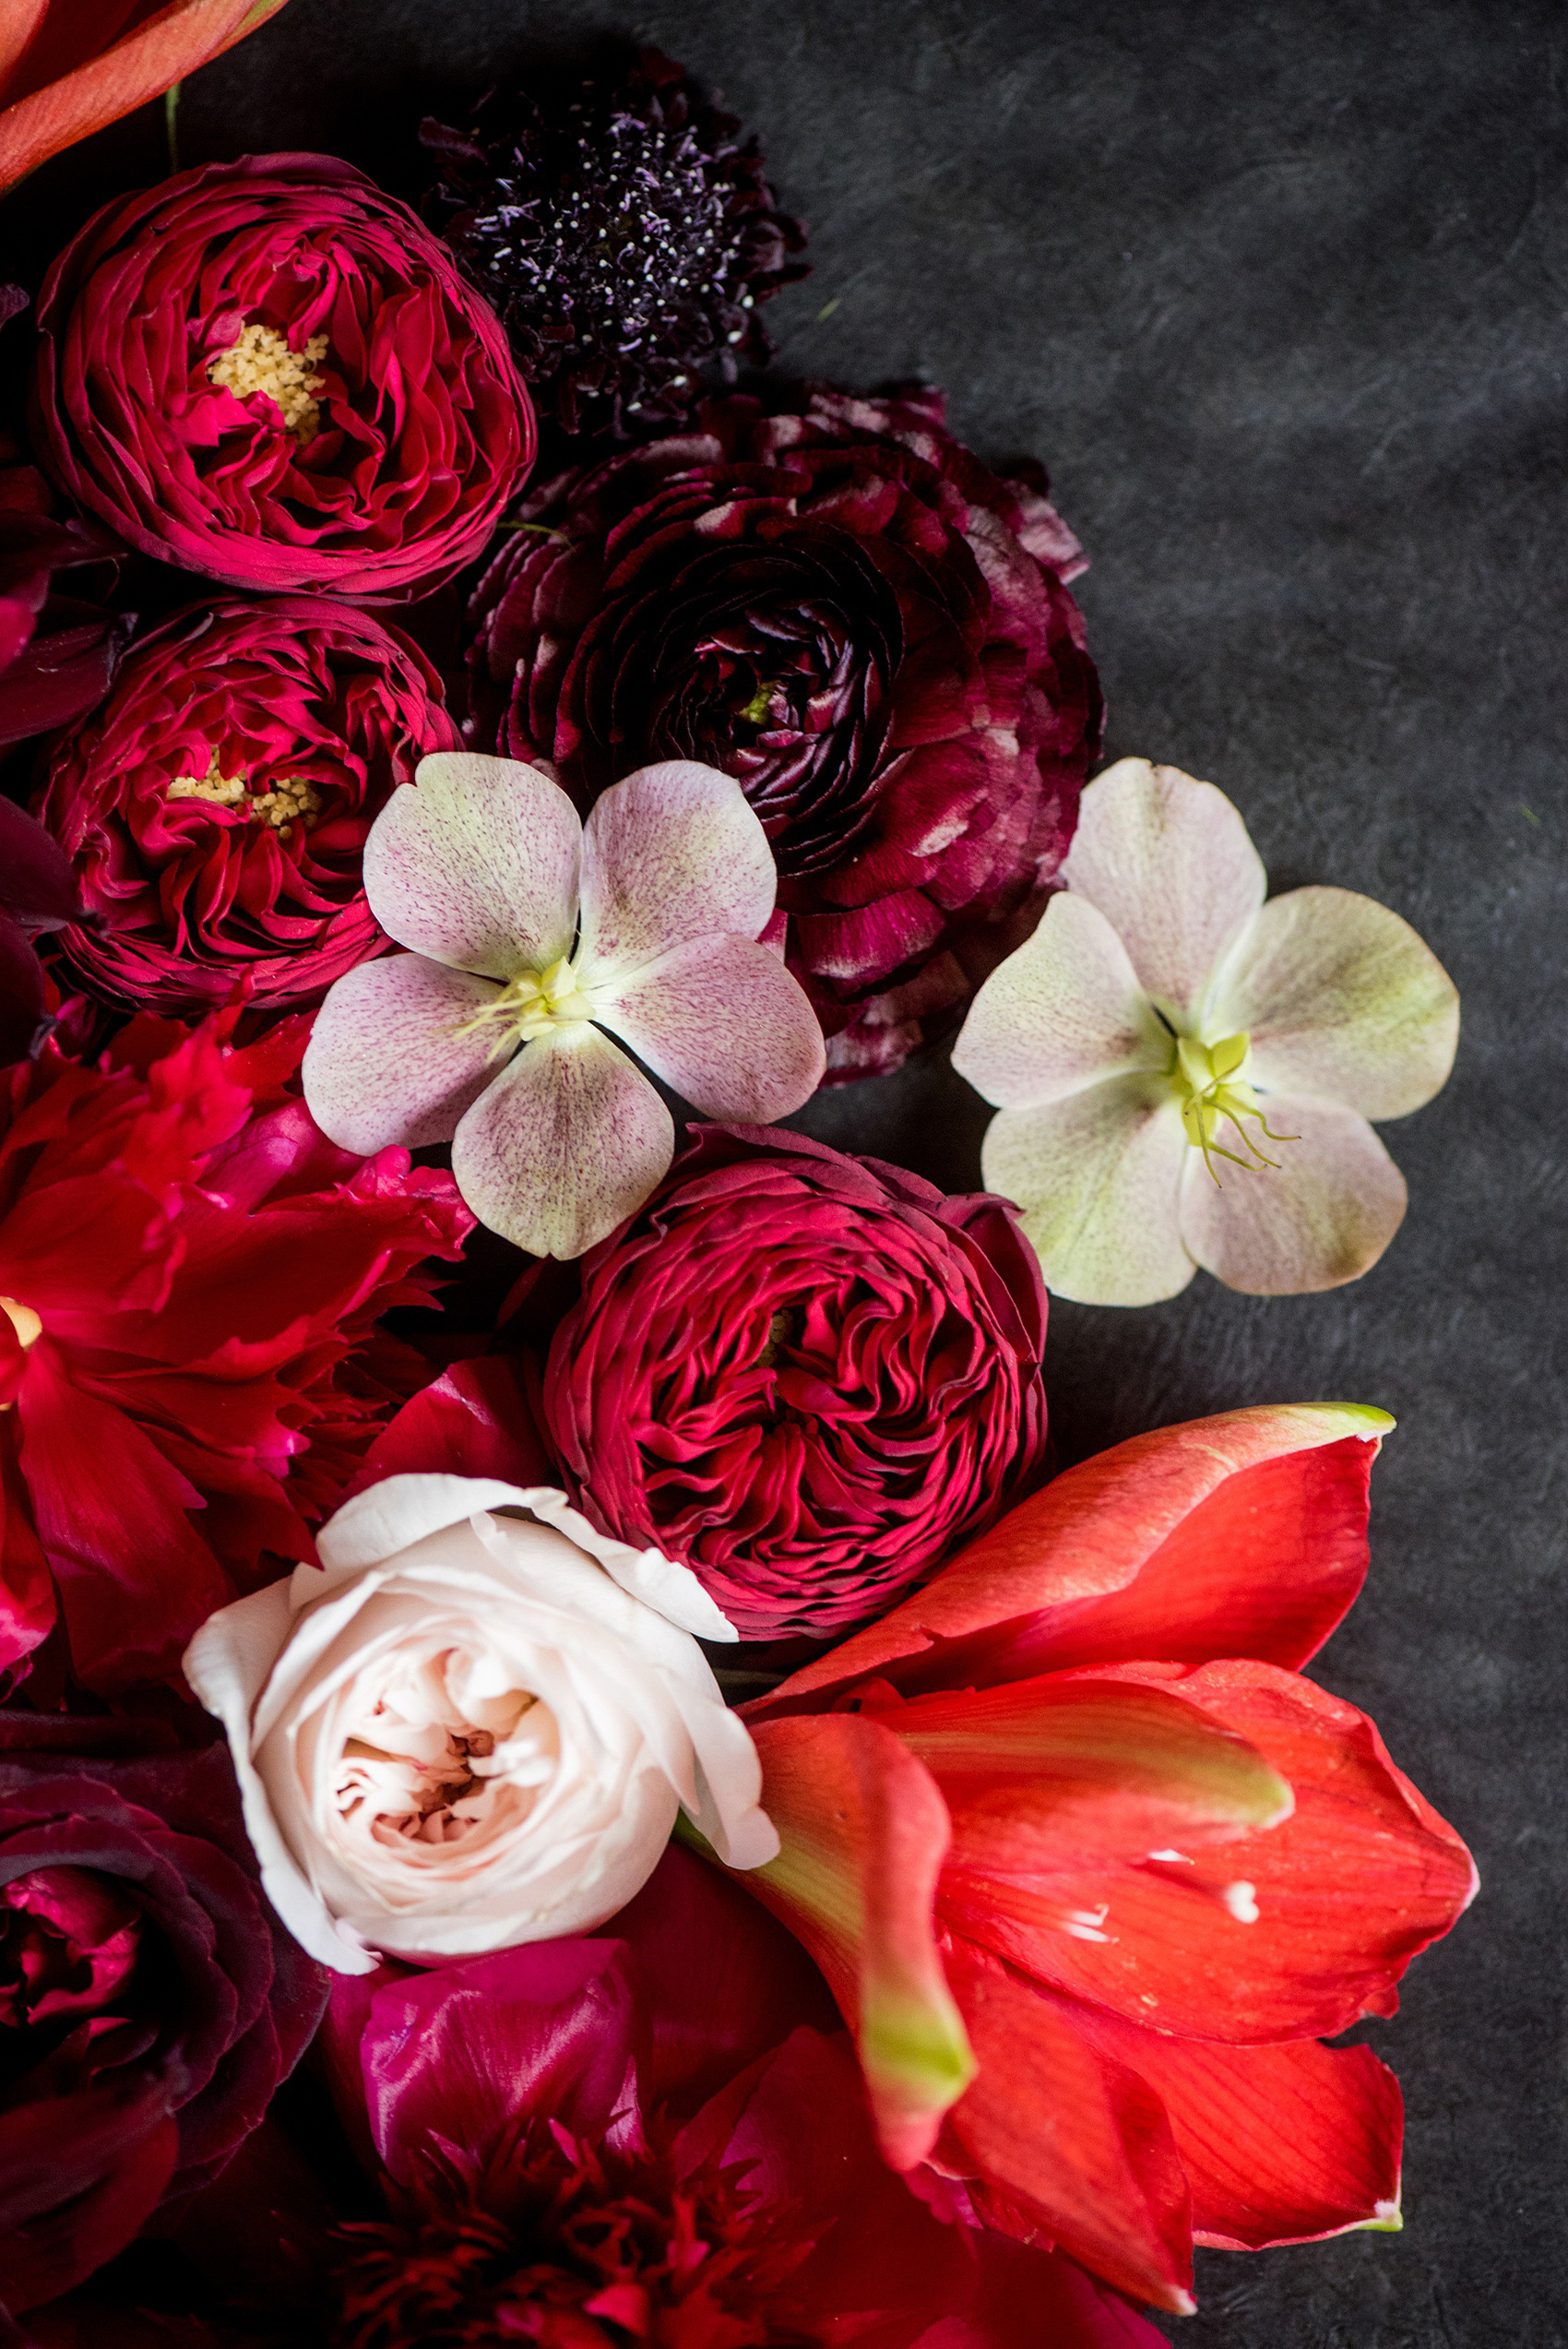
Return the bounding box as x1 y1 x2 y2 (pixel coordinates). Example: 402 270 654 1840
301 953 502 1155
1061 758 1265 1019
980 1079 1194 1306
732 1711 975 2169
953 890 1170 1108
745 1402 1391 1714
450 1022 674 1259
1179 1093 1408 1294
598 933 826 1119
1206 884 1460 1119
364 756 578 978
576 760 778 985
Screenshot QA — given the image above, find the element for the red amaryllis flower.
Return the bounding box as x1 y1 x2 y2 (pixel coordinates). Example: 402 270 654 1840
36 597 459 1016
0 1012 471 1694
707 1405 1477 2315
527 1123 1049 1640
316 1845 1161 2349
463 384 1102 1079
31 155 535 601
0 1712 327 2317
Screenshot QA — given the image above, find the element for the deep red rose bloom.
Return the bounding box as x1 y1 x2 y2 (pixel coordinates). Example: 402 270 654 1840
0 1013 472 1694
315 1846 1159 2349
464 384 1102 1078
718 1407 1478 2316
0 1712 327 2318
32 155 535 601
530 1124 1049 1641
36 598 459 1016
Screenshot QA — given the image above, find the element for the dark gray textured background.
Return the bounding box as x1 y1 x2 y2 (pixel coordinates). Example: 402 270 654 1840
26 2 1568 2337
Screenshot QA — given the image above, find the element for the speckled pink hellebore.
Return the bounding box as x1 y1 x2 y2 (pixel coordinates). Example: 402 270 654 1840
303 755 826 1258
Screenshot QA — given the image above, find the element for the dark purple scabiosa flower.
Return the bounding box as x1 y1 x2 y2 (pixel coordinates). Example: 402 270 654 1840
422 47 807 438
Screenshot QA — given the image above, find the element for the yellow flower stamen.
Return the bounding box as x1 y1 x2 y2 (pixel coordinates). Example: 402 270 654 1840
167 751 322 841
207 323 328 447
1171 1031 1298 1186
452 956 597 1058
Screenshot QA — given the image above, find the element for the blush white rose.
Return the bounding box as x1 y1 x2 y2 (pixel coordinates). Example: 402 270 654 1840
183 1473 778 1973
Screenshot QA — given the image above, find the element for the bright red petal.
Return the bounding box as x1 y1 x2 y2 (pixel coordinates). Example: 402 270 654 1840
350 1354 556 1493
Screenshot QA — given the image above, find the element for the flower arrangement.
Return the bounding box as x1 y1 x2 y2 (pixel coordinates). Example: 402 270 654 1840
0 18 1470 2346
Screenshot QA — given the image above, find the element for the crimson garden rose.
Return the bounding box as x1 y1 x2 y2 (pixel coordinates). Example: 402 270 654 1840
465 385 1102 1078
32 155 535 600
37 598 459 1016
531 1125 1050 1641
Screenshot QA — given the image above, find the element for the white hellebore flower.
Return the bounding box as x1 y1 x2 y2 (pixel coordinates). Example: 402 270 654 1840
302 754 826 1258
183 1473 778 1973
952 758 1459 1305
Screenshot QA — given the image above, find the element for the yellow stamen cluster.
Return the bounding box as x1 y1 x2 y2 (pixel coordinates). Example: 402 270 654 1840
207 323 328 446
1171 1031 1298 1185
167 751 323 842
453 957 597 1056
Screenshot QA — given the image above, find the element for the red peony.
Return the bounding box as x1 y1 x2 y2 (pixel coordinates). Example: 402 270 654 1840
715 1405 1477 2316
526 1124 1050 1641
37 597 459 1016
463 384 1103 1079
0 1013 471 1694
32 155 535 601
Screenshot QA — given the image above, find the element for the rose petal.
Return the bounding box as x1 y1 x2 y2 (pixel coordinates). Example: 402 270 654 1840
1179 1094 1408 1294
1205 886 1459 1119
576 762 778 985
1063 760 1265 1018
980 1079 1194 1306
954 891 1170 1110
598 934 826 1119
301 954 503 1156
363 756 579 978
451 1022 673 1259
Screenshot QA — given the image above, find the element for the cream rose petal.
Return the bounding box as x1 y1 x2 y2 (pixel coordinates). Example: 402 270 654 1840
952 890 1170 1109
1204 886 1460 1120
1063 758 1267 1019
980 1077 1194 1306
598 934 826 1120
576 761 778 984
363 754 581 978
1178 1094 1408 1294
450 1022 674 1259
301 953 504 1155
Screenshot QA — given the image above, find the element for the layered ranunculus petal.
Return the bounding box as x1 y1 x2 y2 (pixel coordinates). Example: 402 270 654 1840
576 761 779 984
450 1024 675 1259
300 955 503 1155
1206 884 1460 1119
980 1079 1194 1306
1179 1093 1408 1294
952 890 1170 1107
598 934 826 1118
1060 757 1265 1017
364 757 578 978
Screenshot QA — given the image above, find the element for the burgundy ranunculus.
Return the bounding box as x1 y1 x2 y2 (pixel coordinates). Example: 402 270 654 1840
0 1713 327 2317
36 598 459 1016
32 155 535 601
529 1124 1050 1641
465 384 1102 1078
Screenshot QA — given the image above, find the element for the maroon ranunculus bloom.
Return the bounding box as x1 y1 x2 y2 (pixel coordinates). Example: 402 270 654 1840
36 597 459 1016
0 1713 327 2319
464 384 1102 1079
32 155 535 601
528 1124 1049 1642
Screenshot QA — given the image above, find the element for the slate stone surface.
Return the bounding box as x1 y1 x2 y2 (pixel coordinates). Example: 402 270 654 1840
13 2 1564 2338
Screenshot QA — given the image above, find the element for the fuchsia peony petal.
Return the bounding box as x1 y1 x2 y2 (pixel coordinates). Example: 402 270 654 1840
598 933 826 1118
1178 1092 1408 1294
576 760 779 985
301 953 504 1156
980 1078 1193 1306
364 756 578 978
953 890 1170 1108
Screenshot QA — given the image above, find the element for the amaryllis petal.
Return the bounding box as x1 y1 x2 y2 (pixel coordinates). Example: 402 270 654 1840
363 757 578 978
576 760 778 985
1061 757 1265 1017
1179 1093 1408 1294
953 890 1170 1108
598 933 826 1119
300 954 503 1156
980 1079 1193 1306
733 1711 975 2168
450 1023 673 1259
1206 885 1460 1118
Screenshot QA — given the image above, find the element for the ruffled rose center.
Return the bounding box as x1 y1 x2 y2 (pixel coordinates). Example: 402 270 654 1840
207 322 328 446
333 1657 558 1851
0 1866 142 2038
167 749 324 842
1166 1027 1298 1184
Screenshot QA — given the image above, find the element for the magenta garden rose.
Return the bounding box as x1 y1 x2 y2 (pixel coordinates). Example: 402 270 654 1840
529 1124 1051 1640
464 385 1104 1079
37 597 459 1014
31 154 535 600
